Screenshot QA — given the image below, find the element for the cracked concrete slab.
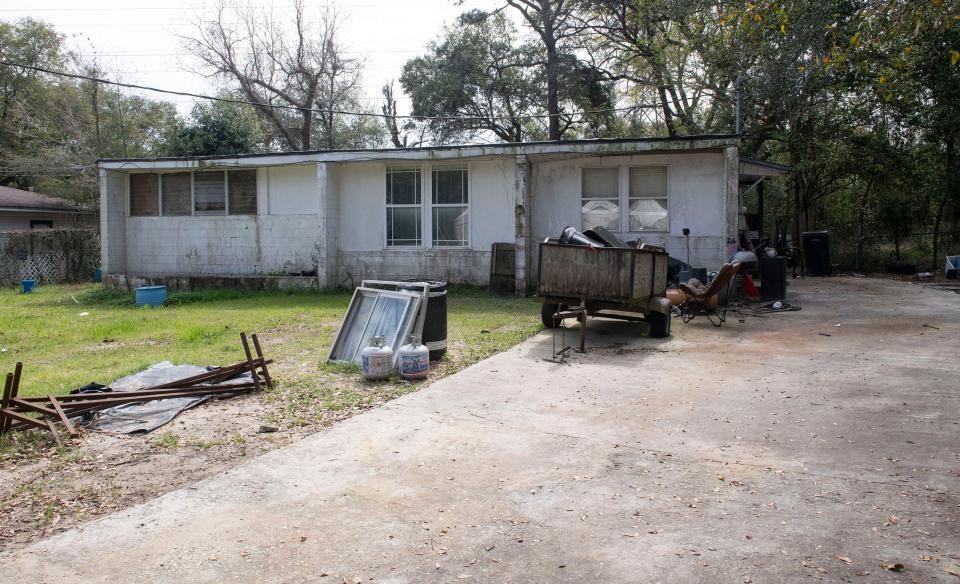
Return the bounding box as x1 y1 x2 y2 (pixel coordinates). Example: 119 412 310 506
1 277 958 583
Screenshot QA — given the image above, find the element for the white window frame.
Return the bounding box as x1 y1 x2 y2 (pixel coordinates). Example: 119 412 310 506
579 165 670 235
385 165 423 247
626 165 669 234
580 166 621 233
383 163 471 249
430 164 470 248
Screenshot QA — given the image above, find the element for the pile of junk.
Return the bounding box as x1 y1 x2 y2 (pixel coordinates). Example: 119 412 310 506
537 226 790 349
327 280 448 382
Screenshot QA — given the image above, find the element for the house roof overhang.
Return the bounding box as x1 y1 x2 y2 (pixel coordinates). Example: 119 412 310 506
739 157 790 183
98 135 742 171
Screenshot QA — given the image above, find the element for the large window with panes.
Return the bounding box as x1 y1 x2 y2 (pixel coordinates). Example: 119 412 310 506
431 166 468 247
385 164 469 248
580 166 668 233
385 167 422 246
129 170 257 217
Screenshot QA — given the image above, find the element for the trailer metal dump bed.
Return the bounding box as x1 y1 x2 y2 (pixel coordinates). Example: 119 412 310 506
538 242 669 307
537 241 672 343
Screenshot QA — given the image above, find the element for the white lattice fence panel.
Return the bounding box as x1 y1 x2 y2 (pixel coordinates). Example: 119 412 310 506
18 251 67 284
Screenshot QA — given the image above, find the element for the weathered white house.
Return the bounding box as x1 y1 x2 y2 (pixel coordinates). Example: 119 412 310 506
97 135 783 289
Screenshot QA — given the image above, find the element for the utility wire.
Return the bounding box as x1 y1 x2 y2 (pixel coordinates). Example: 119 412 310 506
0 59 655 123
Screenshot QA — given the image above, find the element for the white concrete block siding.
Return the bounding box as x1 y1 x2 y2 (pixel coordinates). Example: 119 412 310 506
98 137 748 287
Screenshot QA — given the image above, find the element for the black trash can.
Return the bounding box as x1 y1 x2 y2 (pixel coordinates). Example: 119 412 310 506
802 231 832 276
759 256 787 301
401 281 447 361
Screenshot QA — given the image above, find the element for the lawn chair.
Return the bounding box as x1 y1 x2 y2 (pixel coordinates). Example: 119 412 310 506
676 261 742 326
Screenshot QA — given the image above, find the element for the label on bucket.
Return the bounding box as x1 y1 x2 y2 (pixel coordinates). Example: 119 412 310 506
400 354 429 375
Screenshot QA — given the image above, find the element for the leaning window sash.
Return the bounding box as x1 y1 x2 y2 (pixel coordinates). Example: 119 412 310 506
327 288 422 368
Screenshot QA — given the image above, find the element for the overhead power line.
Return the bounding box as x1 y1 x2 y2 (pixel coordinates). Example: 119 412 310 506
0 59 654 124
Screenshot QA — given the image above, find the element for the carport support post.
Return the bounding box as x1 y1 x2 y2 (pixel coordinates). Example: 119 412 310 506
724 146 740 247
514 155 531 296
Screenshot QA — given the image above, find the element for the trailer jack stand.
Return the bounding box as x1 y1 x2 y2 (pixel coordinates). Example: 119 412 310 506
550 307 587 362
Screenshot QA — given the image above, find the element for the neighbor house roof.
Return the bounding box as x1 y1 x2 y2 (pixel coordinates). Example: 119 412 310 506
0 185 90 214
98 134 743 171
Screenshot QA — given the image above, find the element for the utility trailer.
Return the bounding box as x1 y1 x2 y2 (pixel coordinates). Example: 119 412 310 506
537 241 673 343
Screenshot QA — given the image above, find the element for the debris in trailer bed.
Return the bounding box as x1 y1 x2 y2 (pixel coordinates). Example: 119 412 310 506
0 332 274 443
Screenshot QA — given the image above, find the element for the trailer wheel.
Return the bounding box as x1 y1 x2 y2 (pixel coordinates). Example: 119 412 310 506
540 303 567 328
648 311 671 338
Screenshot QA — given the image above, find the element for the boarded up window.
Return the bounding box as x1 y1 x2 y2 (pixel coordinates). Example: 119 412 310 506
581 167 619 231
228 170 257 215
130 174 159 217
194 171 225 215
161 172 192 216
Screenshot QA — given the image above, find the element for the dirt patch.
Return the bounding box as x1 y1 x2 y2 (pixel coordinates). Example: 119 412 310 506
0 379 416 553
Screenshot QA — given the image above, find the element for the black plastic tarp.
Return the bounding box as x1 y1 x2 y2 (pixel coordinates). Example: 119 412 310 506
82 362 251 434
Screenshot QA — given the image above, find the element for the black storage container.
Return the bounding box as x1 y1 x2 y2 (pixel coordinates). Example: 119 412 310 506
802 231 832 276
759 256 787 301
400 280 448 360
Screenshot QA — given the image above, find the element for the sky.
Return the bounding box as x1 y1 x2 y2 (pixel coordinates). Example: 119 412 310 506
1 0 503 116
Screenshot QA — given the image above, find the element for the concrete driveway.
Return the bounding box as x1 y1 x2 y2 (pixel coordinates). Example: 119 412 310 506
2 277 958 583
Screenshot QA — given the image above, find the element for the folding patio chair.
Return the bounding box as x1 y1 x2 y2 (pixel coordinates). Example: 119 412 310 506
676 261 742 327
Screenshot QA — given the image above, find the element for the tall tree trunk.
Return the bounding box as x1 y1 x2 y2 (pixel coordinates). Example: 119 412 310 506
545 42 560 140
855 187 869 272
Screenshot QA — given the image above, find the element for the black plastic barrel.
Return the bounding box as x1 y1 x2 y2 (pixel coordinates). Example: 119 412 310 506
802 231 831 276
759 256 787 301
401 281 448 361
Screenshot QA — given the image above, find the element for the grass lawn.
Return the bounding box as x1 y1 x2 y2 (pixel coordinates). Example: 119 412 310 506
0 284 541 409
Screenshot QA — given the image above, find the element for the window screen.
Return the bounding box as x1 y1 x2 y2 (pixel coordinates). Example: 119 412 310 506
386 167 422 246
161 172 192 216
432 166 468 246
628 167 668 231
194 171 226 215
130 174 160 217
228 170 257 215
581 167 619 231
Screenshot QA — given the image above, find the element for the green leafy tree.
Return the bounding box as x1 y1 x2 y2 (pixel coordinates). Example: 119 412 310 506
158 98 266 157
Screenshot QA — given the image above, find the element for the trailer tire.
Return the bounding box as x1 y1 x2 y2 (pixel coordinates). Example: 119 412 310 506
648 311 671 338
540 303 567 328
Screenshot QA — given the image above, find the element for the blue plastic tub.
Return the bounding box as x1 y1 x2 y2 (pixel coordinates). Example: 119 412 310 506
135 285 167 307
21 279 36 294
92 267 103 283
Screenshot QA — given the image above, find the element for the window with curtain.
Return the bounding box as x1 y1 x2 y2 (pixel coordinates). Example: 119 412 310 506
386 167 422 246
432 166 468 247
628 167 668 232
228 170 257 215
194 171 226 215
130 173 160 217
161 172 192 216
581 167 619 231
